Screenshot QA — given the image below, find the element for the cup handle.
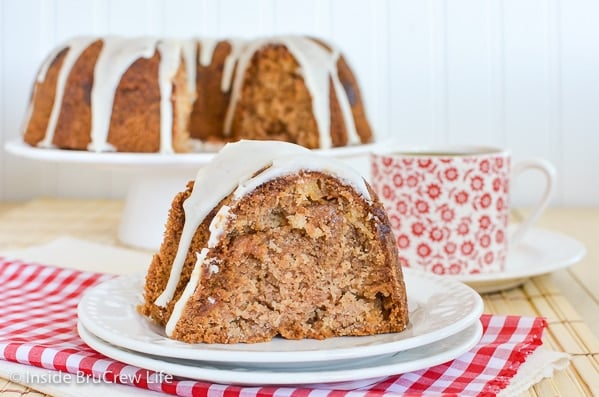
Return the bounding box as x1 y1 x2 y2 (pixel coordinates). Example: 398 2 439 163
510 158 556 246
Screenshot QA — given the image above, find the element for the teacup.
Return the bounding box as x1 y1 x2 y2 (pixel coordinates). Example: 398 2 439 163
371 146 555 275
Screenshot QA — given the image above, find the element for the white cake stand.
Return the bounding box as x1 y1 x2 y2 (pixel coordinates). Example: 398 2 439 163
5 140 379 251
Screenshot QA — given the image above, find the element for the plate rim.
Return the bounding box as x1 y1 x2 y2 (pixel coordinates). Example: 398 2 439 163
77 268 483 364
77 320 483 386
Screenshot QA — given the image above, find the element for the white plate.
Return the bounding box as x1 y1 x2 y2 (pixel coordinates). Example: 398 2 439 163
77 320 483 386
449 227 586 293
77 269 483 366
4 140 384 168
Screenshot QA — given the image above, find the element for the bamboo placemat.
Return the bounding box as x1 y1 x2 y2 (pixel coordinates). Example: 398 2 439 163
0 199 597 397
0 198 122 250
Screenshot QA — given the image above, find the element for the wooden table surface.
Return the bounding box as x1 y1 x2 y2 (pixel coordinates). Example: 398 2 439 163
0 199 597 396
512 208 599 337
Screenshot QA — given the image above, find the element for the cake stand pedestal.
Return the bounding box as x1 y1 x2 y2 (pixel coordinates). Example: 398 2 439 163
4 141 217 251
5 140 378 251
117 171 196 250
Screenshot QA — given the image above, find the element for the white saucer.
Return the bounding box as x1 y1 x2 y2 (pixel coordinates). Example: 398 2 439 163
77 268 483 366
449 227 585 293
77 320 483 386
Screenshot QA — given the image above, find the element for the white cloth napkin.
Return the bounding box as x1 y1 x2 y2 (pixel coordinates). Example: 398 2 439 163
0 236 153 274
0 237 570 397
499 347 570 396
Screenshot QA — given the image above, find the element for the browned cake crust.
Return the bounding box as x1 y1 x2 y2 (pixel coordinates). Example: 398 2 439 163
140 172 408 344
107 52 190 153
189 41 234 142
140 181 222 325
107 51 162 152
336 55 373 144
311 38 373 145
23 48 68 147
50 40 103 150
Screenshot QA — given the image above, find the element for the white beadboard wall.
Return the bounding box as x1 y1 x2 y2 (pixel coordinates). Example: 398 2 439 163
1 0 599 206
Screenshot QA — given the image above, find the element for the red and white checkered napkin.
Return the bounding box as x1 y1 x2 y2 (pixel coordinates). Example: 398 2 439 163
0 258 547 397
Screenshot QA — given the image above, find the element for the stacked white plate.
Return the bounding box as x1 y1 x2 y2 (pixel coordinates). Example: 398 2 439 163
77 269 484 386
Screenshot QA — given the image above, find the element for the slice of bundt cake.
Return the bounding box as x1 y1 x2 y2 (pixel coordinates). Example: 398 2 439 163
139 140 408 344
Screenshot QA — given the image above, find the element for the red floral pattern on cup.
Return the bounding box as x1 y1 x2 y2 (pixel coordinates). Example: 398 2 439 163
371 152 511 275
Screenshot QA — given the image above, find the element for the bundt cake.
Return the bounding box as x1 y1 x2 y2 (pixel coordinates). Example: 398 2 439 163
139 140 408 344
22 36 373 153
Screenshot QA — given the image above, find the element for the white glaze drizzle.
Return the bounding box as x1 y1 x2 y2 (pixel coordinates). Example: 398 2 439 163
157 39 183 154
220 39 247 93
222 36 359 149
181 39 198 95
20 102 35 138
328 50 361 145
198 38 218 67
156 141 372 335
88 37 158 152
21 43 70 136
233 154 371 200
165 248 209 336
38 37 97 148
207 205 233 248
37 43 71 83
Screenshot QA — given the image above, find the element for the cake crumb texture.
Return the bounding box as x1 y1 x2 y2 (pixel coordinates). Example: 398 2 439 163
140 171 408 344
